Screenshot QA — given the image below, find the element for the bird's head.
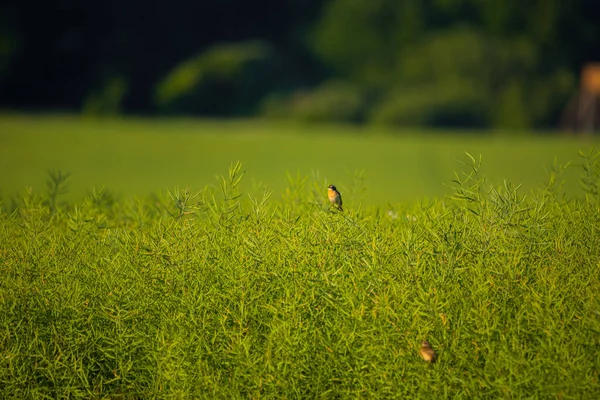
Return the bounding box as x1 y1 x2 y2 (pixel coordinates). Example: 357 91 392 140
328 185 337 191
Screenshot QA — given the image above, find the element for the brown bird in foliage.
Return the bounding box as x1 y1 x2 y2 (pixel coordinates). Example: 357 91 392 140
327 184 343 211
419 340 436 363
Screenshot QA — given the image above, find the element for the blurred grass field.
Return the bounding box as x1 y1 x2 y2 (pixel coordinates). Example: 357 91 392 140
2 114 600 397
0 114 598 205
2 156 600 398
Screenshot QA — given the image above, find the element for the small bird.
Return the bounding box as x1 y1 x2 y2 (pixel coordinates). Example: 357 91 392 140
327 184 343 211
419 340 436 363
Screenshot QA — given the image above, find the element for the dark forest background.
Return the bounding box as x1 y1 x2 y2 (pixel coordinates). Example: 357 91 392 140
1 0 599 130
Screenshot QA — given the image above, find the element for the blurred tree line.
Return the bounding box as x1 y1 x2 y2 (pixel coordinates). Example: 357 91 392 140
0 0 598 130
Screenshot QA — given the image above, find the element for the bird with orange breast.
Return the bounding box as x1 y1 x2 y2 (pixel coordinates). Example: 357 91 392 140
419 340 436 363
327 184 343 211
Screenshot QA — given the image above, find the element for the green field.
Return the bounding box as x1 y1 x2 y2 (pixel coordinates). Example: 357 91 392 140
1 114 598 205
2 115 600 398
2 155 600 398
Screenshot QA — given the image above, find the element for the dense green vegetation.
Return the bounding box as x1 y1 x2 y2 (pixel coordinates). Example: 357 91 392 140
1 0 598 129
1 115 598 206
2 152 600 398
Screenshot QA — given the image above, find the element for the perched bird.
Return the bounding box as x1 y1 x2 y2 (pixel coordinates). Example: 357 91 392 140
419 340 436 363
327 184 343 211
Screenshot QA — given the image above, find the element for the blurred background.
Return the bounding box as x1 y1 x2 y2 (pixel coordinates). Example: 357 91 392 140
2 0 599 130
1 0 600 204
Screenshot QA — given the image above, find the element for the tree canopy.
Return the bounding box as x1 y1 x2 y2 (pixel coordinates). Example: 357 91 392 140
0 0 598 129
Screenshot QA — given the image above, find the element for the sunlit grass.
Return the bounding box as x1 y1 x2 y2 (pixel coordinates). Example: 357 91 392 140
1 154 599 398
1 114 598 205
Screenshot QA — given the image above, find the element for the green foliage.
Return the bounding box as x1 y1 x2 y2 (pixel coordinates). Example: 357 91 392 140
578 148 600 200
2 0 599 129
310 0 581 129
82 77 128 117
44 170 70 213
262 80 364 122
370 82 488 127
155 41 270 115
1 158 600 397
311 0 424 88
